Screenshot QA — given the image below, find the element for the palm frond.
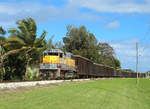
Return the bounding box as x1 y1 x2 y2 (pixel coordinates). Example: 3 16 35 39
28 18 37 36
34 30 47 47
16 18 37 45
0 27 6 35
36 47 46 52
8 28 30 45
2 37 25 50
3 46 30 59
0 36 6 43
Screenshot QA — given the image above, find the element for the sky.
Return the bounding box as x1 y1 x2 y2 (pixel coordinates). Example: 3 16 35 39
0 0 150 72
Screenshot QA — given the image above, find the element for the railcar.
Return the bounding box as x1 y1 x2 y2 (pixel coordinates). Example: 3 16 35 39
93 63 104 77
74 55 93 78
93 63 101 77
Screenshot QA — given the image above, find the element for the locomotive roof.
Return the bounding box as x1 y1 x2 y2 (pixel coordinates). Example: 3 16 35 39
43 49 64 53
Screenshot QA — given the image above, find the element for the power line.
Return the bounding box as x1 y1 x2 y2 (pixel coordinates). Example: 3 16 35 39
138 23 150 56
140 23 150 43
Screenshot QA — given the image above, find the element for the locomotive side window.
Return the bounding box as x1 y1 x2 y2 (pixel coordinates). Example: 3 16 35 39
71 55 74 59
44 53 47 56
60 53 63 58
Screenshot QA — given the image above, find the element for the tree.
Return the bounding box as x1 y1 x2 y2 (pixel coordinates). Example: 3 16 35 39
113 58 121 69
3 53 27 80
98 42 121 69
45 35 64 51
46 35 55 50
8 18 47 66
0 27 6 80
0 27 24 80
0 18 47 80
122 69 134 72
63 25 100 62
99 43 115 57
63 25 121 68
98 42 114 65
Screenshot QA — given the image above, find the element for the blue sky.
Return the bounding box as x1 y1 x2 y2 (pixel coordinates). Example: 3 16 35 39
0 0 150 72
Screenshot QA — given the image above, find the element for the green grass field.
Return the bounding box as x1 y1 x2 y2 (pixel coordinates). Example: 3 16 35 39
0 79 150 109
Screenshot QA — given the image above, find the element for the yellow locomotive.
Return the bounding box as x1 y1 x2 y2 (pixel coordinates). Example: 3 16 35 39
39 49 76 79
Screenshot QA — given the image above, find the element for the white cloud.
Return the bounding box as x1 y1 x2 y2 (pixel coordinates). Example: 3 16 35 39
0 3 18 15
0 21 14 27
105 21 120 29
108 39 150 72
68 0 150 13
0 0 149 27
0 1 101 27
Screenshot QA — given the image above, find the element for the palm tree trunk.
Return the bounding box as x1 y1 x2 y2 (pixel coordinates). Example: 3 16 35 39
25 54 30 80
0 56 5 81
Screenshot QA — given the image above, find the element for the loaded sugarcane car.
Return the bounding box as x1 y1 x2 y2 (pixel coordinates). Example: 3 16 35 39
39 49 76 79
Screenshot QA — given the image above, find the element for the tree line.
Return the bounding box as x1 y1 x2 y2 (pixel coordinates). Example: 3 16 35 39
0 18 121 81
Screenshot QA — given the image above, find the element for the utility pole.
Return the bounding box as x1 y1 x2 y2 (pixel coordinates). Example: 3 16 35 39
136 42 139 84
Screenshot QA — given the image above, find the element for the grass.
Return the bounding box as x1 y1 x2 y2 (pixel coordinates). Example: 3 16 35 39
0 78 150 109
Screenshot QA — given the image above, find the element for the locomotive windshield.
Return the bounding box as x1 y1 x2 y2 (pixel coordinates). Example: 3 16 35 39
43 49 64 57
48 52 58 56
43 52 63 58
43 52 58 56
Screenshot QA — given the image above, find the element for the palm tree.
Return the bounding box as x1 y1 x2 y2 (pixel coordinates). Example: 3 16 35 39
0 18 47 80
7 18 47 71
0 27 6 55
0 27 7 80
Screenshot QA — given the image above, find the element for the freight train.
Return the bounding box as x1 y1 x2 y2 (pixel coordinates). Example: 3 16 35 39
39 49 145 79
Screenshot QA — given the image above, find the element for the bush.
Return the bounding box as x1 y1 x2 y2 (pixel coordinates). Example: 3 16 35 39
3 54 26 80
0 69 4 81
25 66 39 80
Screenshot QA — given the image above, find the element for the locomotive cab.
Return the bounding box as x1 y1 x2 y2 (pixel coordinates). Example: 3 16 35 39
41 49 64 69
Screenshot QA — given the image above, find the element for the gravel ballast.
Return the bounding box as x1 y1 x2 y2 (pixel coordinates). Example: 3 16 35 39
0 79 90 89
